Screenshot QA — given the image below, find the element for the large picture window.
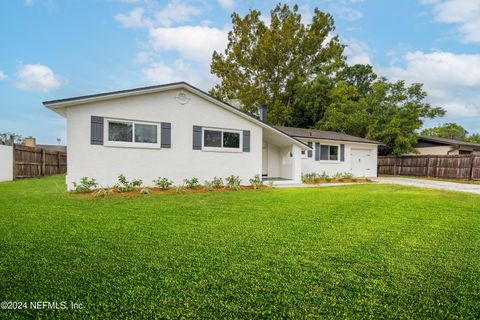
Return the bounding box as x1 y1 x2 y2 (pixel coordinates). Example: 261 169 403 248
203 128 241 151
320 144 339 161
106 119 160 148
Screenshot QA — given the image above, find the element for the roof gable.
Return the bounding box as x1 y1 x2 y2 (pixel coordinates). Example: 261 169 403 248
43 82 311 150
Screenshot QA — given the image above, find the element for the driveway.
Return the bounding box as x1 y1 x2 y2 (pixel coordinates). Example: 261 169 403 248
375 177 480 195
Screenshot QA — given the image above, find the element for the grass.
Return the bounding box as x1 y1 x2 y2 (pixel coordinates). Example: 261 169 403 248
380 174 480 185
0 175 479 319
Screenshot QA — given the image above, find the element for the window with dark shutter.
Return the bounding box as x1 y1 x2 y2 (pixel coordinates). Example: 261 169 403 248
307 142 313 158
161 122 171 148
243 130 250 152
193 126 202 150
91 116 104 145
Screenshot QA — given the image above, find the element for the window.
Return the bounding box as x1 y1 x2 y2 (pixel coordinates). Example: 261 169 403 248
203 128 241 151
319 144 339 161
204 130 222 148
135 123 157 143
108 121 132 142
106 119 160 148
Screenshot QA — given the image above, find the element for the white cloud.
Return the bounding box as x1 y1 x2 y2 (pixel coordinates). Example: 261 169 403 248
218 0 234 10
115 7 149 28
422 0 480 43
24 0 33 6
148 25 228 62
344 38 373 65
0 70 6 80
380 51 480 117
115 1 203 29
16 64 61 91
142 58 217 90
154 1 202 27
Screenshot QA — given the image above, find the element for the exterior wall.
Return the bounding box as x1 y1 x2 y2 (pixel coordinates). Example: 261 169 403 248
0 145 13 182
265 143 280 178
416 146 456 155
65 89 263 189
262 143 302 182
299 139 378 178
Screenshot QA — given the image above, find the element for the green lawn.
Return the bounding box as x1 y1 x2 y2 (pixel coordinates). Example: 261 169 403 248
1 175 479 319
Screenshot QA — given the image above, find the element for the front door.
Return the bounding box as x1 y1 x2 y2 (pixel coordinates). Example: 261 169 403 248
262 145 268 176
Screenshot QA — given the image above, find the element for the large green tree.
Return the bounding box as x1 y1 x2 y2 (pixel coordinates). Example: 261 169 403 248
421 123 469 140
210 3 344 125
318 77 445 155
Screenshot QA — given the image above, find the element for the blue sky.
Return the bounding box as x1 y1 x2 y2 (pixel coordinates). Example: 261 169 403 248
1 0 479 144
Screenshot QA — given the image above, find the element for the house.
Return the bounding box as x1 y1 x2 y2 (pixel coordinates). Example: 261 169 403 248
275 127 380 178
43 82 380 190
414 136 480 155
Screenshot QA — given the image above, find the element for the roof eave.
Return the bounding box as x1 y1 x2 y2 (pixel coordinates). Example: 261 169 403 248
43 82 311 150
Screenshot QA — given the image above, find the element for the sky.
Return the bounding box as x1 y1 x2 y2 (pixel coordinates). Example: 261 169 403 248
1 0 479 144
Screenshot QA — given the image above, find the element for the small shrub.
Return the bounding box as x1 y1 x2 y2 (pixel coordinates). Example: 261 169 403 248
175 184 184 194
203 181 214 192
72 177 98 193
115 174 143 192
211 177 224 188
333 172 343 179
139 187 151 195
184 177 199 189
319 171 330 179
249 175 263 189
268 180 274 188
92 187 114 198
341 172 354 179
302 173 318 184
225 175 241 190
153 177 174 189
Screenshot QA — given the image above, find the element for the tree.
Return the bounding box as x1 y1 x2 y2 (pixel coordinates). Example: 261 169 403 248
466 133 480 144
0 132 24 145
421 123 468 141
318 79 446 155
210 3 345 125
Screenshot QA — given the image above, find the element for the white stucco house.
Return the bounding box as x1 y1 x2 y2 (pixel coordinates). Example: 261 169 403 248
43 82 380 190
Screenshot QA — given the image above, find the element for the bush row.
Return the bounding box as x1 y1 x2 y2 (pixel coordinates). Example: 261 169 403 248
71 174 269 196
302 171 356 184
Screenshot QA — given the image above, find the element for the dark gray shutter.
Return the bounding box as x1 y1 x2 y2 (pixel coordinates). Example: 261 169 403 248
243 130 250 152
340 144 345 161
307 142 312 158
91 116 104 145
315 142 320 161
193 125 202 150
161 122 171 148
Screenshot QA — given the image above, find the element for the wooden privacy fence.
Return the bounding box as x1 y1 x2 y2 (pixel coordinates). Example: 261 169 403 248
13 144 67 179
378 155 480 180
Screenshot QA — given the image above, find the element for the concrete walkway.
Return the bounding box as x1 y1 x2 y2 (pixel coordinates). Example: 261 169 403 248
274 178 480 195
374 177 480 195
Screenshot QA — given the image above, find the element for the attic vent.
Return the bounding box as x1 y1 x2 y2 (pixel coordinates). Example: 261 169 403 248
175 91 190 105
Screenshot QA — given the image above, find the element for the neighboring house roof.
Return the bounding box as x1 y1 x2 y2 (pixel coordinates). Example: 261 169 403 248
43 82 311 150
417 136 480 149
275 126 382 145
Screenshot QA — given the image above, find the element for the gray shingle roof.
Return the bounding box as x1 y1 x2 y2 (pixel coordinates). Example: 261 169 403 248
419 136 480 148
275 126 382 144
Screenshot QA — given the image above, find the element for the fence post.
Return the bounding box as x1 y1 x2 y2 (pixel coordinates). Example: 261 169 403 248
469 155 476 181
57 152 61 174
12 144 17 180
41 149 46 176
427 157 430 178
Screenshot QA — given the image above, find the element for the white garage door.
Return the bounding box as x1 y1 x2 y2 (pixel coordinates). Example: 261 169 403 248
351 148 372 177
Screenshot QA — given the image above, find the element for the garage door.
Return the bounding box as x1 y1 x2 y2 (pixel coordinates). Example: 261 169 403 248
351 148 372 177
